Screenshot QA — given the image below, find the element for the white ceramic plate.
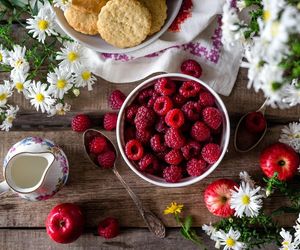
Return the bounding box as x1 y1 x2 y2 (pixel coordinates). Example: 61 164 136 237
53 0 183 53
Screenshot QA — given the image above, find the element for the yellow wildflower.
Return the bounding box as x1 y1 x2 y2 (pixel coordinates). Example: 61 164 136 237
164 202 183 215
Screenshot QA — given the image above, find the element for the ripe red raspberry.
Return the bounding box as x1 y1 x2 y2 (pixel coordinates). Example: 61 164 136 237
173 94 187 107
245 111 266 134
137 88 154 104
199 92 215 107
165 128 186 149
89 136 107 154
154 77 176 96
109 90 126 110
136 129 152 144
165 109 185 128
163 165 182 183
181 59 202 78
125 139 144 161
165 149 183 165
97 150 116 169
202 107 222 130
202 143 221 164
125 104 139 123
153 96 173 116
98 217 119 239
134 106 155 131
139 154 159 174
155 117 168 133
181 141 201 160
147 91 160 108
182 101 202 121
103 112 118 131
71 114 91 132
187 158 207 177
179 81 201 98
150 134 167 152
191 121 211 142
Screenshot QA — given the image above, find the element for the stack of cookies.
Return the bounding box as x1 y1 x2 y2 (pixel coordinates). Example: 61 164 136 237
64 0 168 48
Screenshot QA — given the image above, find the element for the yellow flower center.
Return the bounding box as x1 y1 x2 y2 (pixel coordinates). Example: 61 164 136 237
67 52 78 62
15 59 24 67
282 241 289 246
62 0 69 4
0 93 7 101
38 19 49 31
242 195 250 205
0 53 3 62
271 21 280 37
57 79 66 89
15 82 24 91
36 93 45 102
81 71 91 81
263 10 270 21
226 237 235 247
7 116 14 123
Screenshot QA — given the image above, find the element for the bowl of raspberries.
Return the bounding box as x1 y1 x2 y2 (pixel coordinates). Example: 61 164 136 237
116 73 230 187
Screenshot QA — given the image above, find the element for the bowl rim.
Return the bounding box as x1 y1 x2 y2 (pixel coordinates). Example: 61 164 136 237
116 73 230 188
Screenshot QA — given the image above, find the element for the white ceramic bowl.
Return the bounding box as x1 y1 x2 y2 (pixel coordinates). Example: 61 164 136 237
116 73 230 188
53 0 183 53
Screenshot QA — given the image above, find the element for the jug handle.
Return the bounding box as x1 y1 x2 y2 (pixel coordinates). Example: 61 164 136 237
0 181 9 195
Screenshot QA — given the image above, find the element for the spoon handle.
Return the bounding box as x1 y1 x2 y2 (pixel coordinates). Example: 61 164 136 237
112 167 166 238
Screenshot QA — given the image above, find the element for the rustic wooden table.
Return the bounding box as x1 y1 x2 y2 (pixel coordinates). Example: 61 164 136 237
0 68 299 250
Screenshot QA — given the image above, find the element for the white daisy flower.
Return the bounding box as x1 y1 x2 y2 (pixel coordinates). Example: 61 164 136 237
279 228 299 250
72 88 80 97
53 0 71 11
0 44 8 65
239 171 256 189
281 80 300 107
0 80 13 107
47 67 73 99
279 121 300 154
261 0 284 24
10 72 31 97
27 81 55 113
236 0 246 11
8 45 30 74
230 181 263 218
73 67 97 91
293 214 300 242
0 105 19 132
56 42 88 72
215 228 246 250
48 103 71 117
202 223 218 241
26 4 58 44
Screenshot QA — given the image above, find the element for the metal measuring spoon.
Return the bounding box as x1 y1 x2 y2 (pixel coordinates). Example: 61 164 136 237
83 129 166 239
234 99 268 153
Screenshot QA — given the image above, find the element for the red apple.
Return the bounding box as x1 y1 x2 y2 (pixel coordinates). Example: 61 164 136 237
260 143 299 181
204 179 238 218
46 203 84 244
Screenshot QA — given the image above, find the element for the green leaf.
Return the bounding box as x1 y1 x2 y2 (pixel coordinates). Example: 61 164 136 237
183 215 193 232
180 228 191 240
0 0 13 9
11 0 27 8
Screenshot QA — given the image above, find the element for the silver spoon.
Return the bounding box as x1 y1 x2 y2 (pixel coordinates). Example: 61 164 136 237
83 129 166 239
234 99 268 153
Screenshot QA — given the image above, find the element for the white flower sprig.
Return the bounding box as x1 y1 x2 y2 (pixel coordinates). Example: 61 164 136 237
279 120 300 154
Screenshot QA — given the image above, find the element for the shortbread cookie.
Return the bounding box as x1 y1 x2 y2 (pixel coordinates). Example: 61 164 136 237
97 0 151 48
65 6 98 35
139 0 167 35
72 0 109 14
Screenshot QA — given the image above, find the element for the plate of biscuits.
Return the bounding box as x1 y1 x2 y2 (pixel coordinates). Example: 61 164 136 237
53 0 183 53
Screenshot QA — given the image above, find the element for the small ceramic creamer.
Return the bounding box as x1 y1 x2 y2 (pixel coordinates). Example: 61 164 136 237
0 137 69 201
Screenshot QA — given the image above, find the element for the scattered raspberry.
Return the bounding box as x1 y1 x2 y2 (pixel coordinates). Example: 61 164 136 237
191 121 211 142
165 128 186 149
154 77 176 96
97 150 116 169
153 96 173 116
202 143 221 164
182 101 201 121
179 81 201 98
245 111 266 134
134 106 156 131
125 139 144 161
109 90 126 110
202 107 222 130
181 141 201 160
71 114 91 132
147 91 160 108
155 116 168 133
187 158 207 177
139 154 159 174
150 134 167 152
89 136 107 154
156 150 168 161
173 94 187 107
136 129 152 144
199 92 215 107
98 217 119 239
124 127 136 142
165 149 183 165
103 113 118 131
165 109 185 128
181 59 202 78
163 165 182 183
125 104 139 123
137 88 154 104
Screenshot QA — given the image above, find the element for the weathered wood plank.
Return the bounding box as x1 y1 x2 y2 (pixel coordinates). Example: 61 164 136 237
0 229 276 250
